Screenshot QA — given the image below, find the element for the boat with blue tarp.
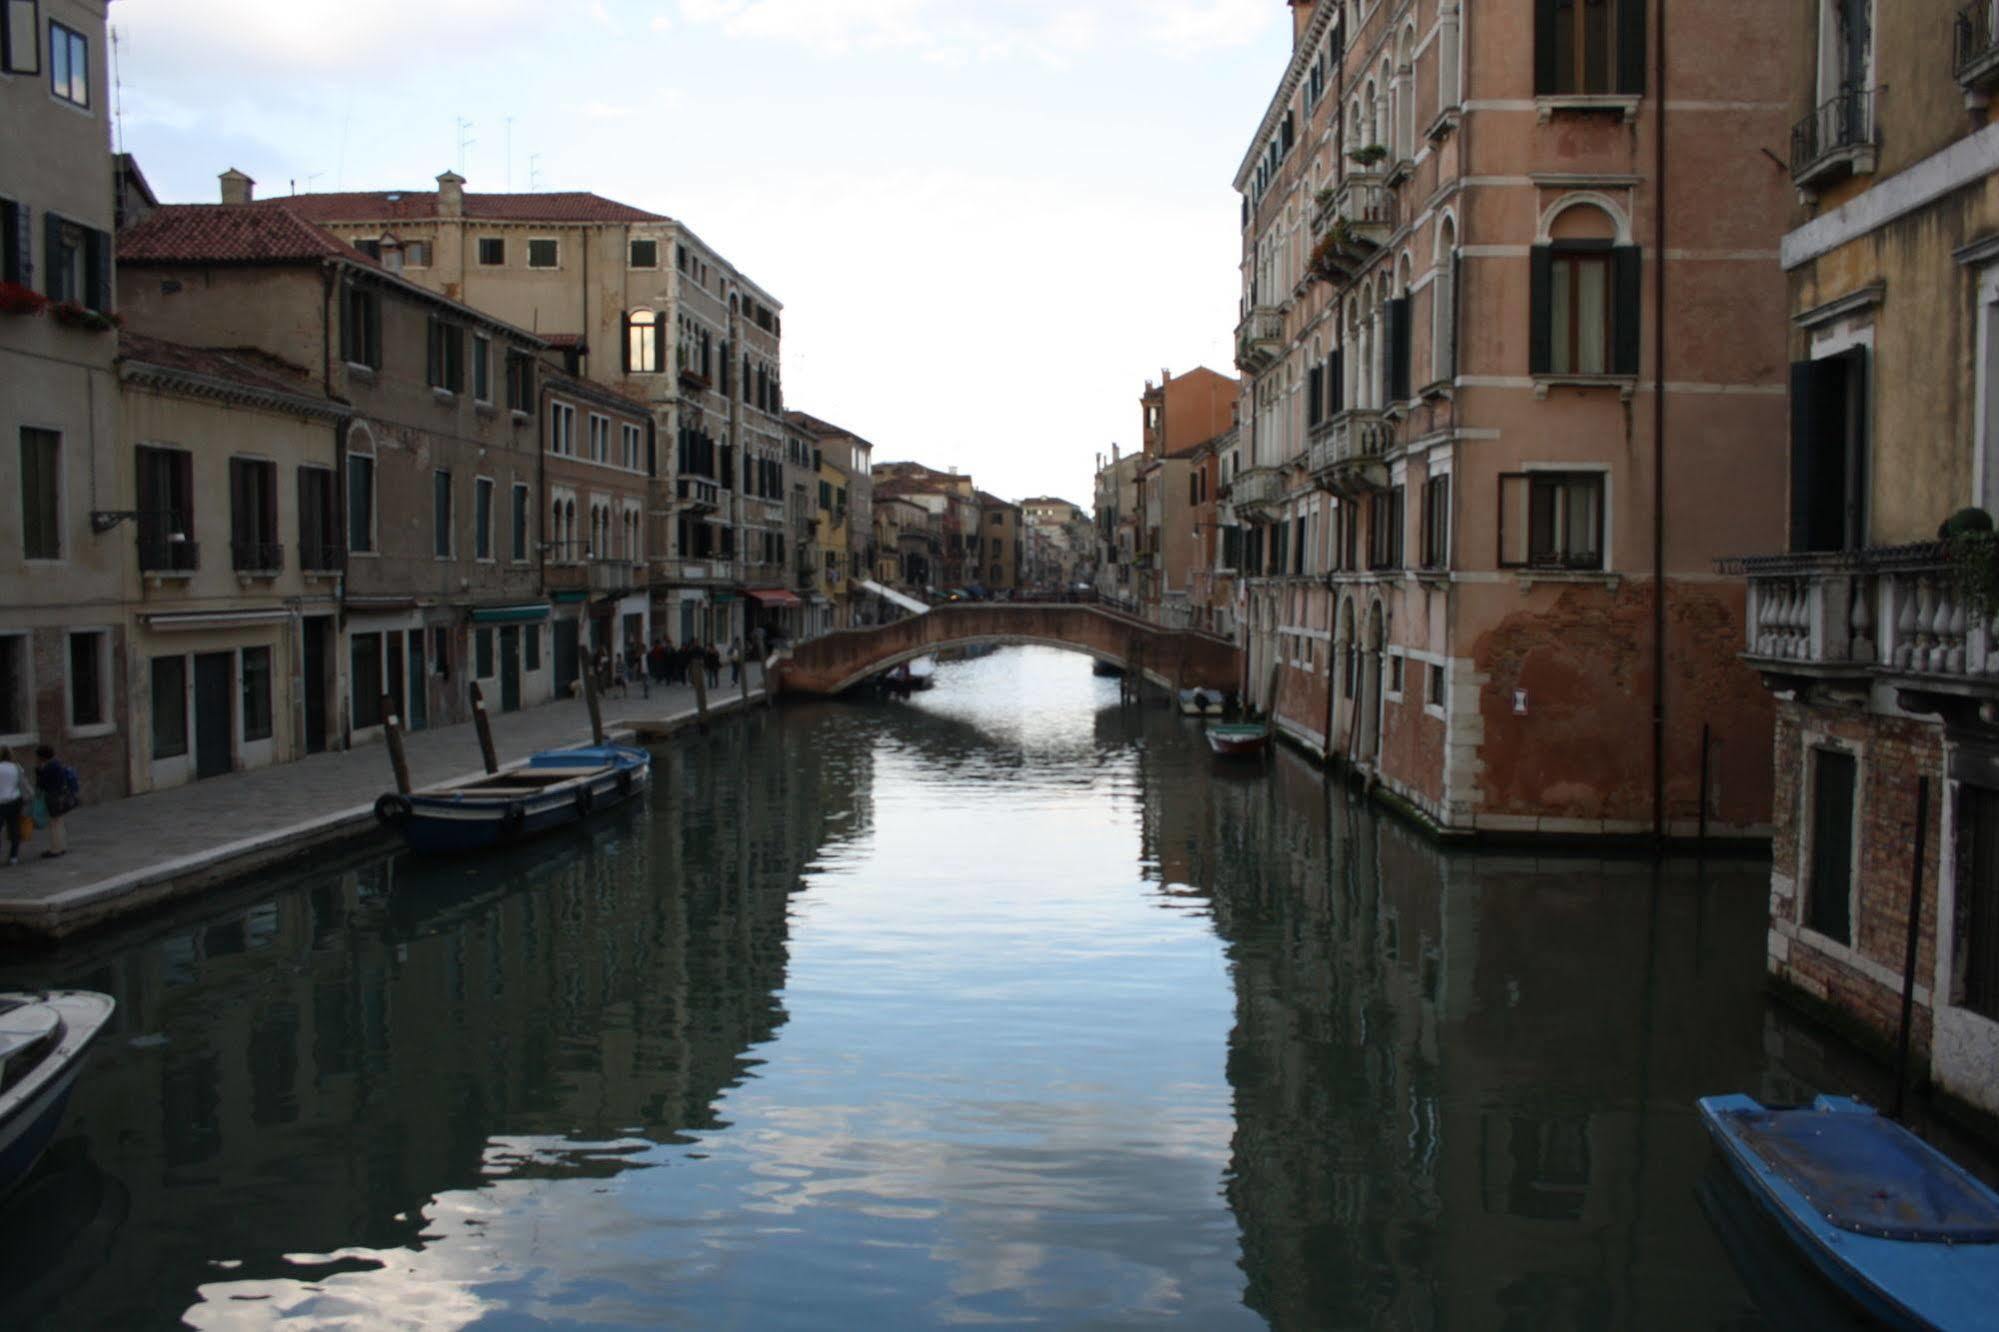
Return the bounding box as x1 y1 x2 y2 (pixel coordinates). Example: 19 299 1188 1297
1697 1092 1999 1330
375 744 651 854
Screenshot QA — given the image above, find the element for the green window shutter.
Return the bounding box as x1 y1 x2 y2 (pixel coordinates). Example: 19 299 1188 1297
1618 0 1648 96
1612 245 1642 375
1389 296 1412 401
1528 247 1553 375
6 202 29 286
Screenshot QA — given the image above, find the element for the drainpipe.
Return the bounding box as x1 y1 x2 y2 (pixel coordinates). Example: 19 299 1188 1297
1651 0 1670 845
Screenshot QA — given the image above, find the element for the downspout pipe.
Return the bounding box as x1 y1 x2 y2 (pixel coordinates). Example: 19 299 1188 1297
1651 0 1670 845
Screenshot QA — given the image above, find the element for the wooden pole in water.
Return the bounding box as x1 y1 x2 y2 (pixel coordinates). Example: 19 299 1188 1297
580 650 607 745
1893 775 1932 1122
380 695 412 795
468 681 500 774
691 654 711 732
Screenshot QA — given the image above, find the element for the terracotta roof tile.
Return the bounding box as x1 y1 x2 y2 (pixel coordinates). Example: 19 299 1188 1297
119 331 334 402
119 205 376 266
268 191 668 225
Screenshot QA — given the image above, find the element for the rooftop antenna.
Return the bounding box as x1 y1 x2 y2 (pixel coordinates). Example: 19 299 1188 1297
456 117 476 173
504 116 515 190
109 25 126 155
305 171 324 193
528 153 543 192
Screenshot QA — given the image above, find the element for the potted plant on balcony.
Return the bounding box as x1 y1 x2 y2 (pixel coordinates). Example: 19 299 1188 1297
0 281 48 317
48 301 120 333
1347 144 1389 168
1944 507 1999 621
1307 223 1357 285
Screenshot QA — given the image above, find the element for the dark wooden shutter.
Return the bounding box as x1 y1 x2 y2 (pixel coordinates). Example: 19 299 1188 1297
1533 0 1560 94
1528 247 1553 374
1618 0 1648 95
1307 365 1324 426
86 226 110 310
653 320 667 373
1788 356 1852 553
620 312 632 373
1612 246 1642 374
7 202 28 286
43 211 62 298
365 290 381 368
1807 749 1856 944
1450 253 1463 376
1389 297 1412 401
1329 349 1344 414
339 285 354 363
426 317 439 385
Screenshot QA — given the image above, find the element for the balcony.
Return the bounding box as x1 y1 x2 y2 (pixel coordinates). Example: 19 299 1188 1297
1312 171 1396 249
545 556 645 597
1308 409 1392 495
1234 306 1284 373
299 537 344 575
1791 88 1878 193
1229 466 1284 523
677 476 720 511
1730 545 1999 704
231 539 284 577
138 535 199 577
1959 3 1999 100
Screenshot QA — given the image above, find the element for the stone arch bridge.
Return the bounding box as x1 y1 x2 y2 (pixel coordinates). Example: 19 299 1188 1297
774 604 1242 698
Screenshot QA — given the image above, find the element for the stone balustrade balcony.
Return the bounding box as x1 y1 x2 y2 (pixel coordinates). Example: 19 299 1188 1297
1234 307 1284 373
1228 466 1283 521
1308 409 1392 495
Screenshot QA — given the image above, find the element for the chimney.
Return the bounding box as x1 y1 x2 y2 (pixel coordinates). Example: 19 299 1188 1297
1290 0 1317 49
437 170 465 218
219 168 254 205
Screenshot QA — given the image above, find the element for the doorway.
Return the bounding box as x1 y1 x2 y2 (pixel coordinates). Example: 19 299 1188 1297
194 651 233 779
301 617 330 754
406 632 427 731
500 626 521 713
554 618 579 697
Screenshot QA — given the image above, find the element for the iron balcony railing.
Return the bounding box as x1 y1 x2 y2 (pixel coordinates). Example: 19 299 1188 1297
1791 87 1878 184
138 535 199 574
1959 3 1999 87
299 536 344 573
231 539 284 573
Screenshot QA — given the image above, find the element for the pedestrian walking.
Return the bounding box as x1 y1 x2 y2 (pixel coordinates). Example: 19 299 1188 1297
33 744 77 860
0 746 25 865
704 641 721 689
729 639 742 686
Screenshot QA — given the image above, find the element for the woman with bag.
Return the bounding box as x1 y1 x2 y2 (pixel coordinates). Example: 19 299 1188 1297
0 746 25 866
34 744 74 860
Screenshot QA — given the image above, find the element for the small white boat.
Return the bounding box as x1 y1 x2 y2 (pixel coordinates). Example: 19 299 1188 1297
0 991 115 1195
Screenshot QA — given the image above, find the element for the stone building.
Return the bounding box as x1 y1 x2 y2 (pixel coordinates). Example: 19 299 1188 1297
116 335 351 792
975 492 1022 593
1186 429 1236 636
1228 0 1792 840
116 204 549 746
789 411 875 616
0 0 126 800
876 494 939 596
1137 367 1237 625
253 174 783 654
1727 0 1999 1120
1020 496 1095 592
1093 454 1142 611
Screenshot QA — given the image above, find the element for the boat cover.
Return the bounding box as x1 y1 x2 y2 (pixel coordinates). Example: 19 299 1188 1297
1724 1106 1999 1242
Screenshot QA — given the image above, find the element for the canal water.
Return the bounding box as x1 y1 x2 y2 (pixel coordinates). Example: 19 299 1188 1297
0 647 1936 1329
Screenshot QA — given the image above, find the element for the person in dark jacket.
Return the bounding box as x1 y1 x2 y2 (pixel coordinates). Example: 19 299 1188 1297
703 642 721 688
34 744 75 859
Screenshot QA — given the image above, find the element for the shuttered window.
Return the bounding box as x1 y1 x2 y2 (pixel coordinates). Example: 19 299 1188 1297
340 282 381 368
1535 0 1645 96
1530 244 1641 376
1788 348 1868 554
1960 785 1999 1022
1 198 28 285
19 426 59 560
228 457 280 571
1806 748 1857 945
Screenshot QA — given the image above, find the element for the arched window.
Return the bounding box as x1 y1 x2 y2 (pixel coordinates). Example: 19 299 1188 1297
624 309 664 373
1532 198 1638 376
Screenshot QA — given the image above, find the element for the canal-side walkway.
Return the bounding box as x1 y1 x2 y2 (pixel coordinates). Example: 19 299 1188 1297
0 668 768 941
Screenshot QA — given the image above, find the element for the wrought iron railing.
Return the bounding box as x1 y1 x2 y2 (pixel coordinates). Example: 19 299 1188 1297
1790 87 1878 180
1959 2 1999 81
231 539 284 573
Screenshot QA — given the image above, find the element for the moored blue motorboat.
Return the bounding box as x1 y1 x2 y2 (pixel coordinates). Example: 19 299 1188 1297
376 744 651 854
0 991 115 1196
1697 1092 1999 1331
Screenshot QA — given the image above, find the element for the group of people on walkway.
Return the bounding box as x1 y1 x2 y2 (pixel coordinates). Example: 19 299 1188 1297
0 745 79 865
589 636 763 701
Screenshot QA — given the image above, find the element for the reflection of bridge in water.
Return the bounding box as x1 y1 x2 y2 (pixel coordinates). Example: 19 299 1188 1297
776 603 1242 696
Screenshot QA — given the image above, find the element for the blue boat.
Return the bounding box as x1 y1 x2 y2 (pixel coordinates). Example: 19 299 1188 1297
1697 1092 1999 1330
0 991 115 1197
375 744 651 854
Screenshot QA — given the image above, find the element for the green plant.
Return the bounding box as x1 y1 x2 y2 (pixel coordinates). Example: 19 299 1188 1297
1347 143 1389 166
1949 528 1999 624
1314 185 1337 209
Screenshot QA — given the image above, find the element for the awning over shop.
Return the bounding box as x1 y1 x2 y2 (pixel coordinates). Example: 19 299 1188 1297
744 587 802 609
551 590 589 604
470 604 551 624
142 609 292 632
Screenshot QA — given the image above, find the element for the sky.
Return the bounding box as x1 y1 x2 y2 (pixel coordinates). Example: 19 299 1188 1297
107 0 1293 507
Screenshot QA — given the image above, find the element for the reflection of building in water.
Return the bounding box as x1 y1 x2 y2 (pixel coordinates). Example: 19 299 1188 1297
20 716 869 1328
1130 710 1784 1330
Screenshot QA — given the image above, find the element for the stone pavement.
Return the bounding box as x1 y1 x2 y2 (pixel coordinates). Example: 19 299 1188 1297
0 665 767 940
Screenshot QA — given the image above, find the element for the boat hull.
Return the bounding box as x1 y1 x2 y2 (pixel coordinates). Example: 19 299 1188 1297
1206 725 1269 757
387 746 652 854
0 992 115 1197
1698 1093 1999 1332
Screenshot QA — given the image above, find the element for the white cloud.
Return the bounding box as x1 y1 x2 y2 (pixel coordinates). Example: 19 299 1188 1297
114 0 544 71
679 0 932 53
1147 0 1278 58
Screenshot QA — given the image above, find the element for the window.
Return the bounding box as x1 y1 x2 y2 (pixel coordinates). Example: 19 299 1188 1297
403 240 432 268
630 238 659 268
549 401 576 456
1806 747 1857 945
350 634 383 730
477 237 505 266
297 466 339 571
426 316 464 392
1498 472 1604 570
1534 0 1643 96
3 1 41 75
228 458 280 571
350 237 382 261
241 646 272 742
527 238 558 269
347 451 375 553
0 635 26 738
622 423 642 471
1421 474 1450 569
475 627 495 678
433 470 453 557
472 334 491 402
152 655 188 759
136 445 196 572
511 482 529 561
475 477 494 560
1389 654 1405 695
506 352 535 412
48 18 85 106
67 629 104 729
42 214 101 305
1428 662 1446 707
1790 346 1869 553
1958 785 1999 1022
589 413 610 462
1368 486 1405 570
20 427 58 560
1 199 26 285
1530 241 1640 377
341 283 381 368
624 309 664 373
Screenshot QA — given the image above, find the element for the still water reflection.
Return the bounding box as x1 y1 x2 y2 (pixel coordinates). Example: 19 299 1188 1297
0 647 1913 1328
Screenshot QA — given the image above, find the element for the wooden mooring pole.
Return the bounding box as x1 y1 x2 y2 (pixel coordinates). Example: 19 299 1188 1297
380 694 412 795
691 657 711 732
468 681 500 774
